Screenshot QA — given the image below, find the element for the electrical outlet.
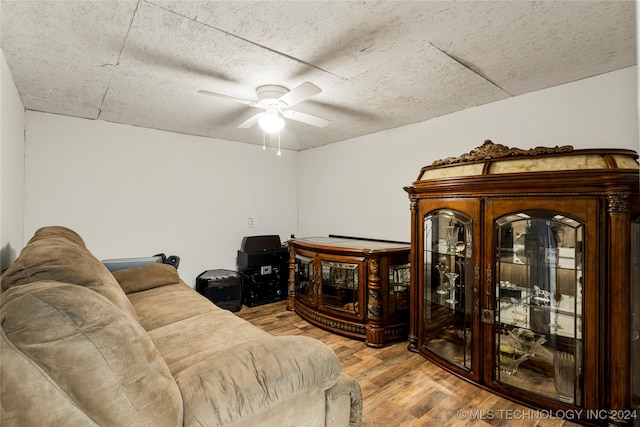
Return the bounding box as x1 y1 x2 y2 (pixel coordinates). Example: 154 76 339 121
248 218 255 228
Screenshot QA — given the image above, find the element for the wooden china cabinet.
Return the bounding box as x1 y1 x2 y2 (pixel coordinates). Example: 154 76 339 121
404 141 639 425
287 236 410 347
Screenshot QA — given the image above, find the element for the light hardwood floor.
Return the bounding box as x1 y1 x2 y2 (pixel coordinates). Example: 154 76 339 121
236 301 581 427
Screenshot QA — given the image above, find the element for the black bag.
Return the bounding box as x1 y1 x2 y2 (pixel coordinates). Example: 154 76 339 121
153 253 180 269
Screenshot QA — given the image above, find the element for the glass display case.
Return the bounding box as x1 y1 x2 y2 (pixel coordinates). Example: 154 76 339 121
287 236 410 347
405 141 639 424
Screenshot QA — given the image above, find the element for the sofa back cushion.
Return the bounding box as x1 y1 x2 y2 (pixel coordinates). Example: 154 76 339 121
1 280 183 426
112 263 182 294
1 226 137 319
26 225 87 247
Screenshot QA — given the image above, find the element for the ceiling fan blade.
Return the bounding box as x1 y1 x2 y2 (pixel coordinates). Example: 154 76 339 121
278 82 321 107
198 90 258 107
237 113 263 129
283 110 330 128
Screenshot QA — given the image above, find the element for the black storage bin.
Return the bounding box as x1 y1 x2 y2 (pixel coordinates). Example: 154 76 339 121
196 269 242 312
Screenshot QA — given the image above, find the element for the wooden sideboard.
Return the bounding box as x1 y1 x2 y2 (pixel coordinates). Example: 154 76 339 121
287 236 410 347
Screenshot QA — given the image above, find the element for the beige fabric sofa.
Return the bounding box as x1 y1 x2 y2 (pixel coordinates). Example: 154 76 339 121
1 226 362 426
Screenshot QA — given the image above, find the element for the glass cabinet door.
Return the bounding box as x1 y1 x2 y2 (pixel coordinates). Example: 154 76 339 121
389 262 410 316
423 209 474 372
294 254 315 304
494 212 584 405
321 260 360 315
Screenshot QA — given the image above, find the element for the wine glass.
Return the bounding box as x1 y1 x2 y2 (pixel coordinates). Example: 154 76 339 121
445 226 457 253
436 263 448 295
551 292 564 330
445 272 459 305
511 297 527 325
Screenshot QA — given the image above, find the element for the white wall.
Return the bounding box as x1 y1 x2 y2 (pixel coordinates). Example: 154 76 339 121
0 49 26 272
24 112 298 285
298 66 639 242
16 66 640 284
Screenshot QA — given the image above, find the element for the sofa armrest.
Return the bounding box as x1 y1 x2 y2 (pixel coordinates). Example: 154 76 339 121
325 373 363 427
1 280 183 426
112 263 181 294
175 336 342 426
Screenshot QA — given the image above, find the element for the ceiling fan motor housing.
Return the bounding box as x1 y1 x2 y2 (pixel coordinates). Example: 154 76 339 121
256 85 288 107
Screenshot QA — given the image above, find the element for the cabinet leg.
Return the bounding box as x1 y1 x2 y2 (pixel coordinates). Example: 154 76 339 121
408 335 418 352
365 325 385 348
286 294 295 311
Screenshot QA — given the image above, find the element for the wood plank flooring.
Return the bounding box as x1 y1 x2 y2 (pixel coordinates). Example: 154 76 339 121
236 301 581 427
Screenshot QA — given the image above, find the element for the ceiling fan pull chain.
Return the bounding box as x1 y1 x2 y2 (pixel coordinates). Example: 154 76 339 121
263 131 267 151
277 132 282 156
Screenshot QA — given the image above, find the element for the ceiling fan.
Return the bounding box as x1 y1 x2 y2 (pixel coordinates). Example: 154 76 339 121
198 82 330 134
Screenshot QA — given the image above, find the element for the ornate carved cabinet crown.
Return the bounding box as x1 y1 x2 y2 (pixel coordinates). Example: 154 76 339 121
404 141 640 425
287 236 410 347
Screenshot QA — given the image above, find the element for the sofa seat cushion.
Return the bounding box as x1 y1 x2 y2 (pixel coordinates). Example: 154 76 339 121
127 283 272 375
176 336 342 427
1 280 183 426
1 227 137 320
147 308 273 375
127 282 230 332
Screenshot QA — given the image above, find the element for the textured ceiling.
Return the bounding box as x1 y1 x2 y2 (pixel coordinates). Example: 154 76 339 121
1 1 636 151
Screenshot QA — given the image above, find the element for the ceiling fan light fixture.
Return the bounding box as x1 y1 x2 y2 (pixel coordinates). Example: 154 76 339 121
259 111 284 134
